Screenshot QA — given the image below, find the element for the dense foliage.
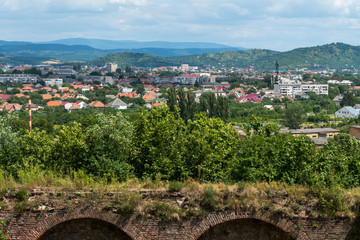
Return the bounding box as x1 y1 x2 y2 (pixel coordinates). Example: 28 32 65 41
1 107 360 189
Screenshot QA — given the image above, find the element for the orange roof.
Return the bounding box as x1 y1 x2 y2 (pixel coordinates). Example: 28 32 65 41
60 87 69 92
233 88 244 92
60 93 72 100
72 84 83 89
117 92 137 98
53 94 61 98
152 103 165 107
15 93 25 98
69 103 80 110
88 101 105 108
42 94 53 100
47 101 62 107
143 94 156 102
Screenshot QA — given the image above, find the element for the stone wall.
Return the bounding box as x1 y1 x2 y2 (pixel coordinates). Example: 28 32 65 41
0 191 357 240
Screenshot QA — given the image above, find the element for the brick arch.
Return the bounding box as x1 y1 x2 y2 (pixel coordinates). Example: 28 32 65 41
18 207 138 240
192 210 310 240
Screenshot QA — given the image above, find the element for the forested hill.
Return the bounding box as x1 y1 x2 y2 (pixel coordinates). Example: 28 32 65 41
90 43 360 70
180 43 360 70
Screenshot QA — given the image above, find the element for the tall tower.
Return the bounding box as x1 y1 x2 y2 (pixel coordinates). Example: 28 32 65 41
275 60 279 84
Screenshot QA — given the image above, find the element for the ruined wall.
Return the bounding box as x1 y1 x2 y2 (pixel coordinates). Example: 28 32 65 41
0 190 357 240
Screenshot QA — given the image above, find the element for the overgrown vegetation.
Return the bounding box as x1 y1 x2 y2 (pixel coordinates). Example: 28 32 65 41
1 106 360 189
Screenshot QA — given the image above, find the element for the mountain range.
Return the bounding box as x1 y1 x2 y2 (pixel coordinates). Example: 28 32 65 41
0 39 360 71
0 39 242 61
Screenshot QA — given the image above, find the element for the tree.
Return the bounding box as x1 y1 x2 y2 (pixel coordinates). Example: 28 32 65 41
85 112 134 180
184 113 240 181
166 88 177 112
284 103 306 129
131 107 186 180
216 95 230 122
90 71 102 76
302 73 312 81
341 92 357 107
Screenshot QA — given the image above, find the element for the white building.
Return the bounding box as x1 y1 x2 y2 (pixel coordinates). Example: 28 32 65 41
335 106 360 119
274 77 328 97
44 78 63 86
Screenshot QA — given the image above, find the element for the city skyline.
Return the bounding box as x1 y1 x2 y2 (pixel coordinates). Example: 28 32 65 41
1 0 360 51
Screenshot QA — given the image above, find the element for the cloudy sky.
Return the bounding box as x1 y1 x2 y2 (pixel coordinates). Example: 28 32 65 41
1 0 360 51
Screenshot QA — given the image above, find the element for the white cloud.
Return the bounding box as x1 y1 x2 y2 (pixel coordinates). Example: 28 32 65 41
1 0 360 50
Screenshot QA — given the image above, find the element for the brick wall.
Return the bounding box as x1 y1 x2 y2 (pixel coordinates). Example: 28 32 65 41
0 193 357 240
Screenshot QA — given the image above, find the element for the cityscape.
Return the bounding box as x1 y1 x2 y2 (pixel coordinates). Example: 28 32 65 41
2 0 360 239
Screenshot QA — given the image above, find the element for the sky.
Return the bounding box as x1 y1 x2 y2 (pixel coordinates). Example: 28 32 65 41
1 0 360 51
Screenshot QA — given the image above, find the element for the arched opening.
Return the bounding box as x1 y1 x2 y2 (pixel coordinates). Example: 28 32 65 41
197 218 295 240
38 218 133 240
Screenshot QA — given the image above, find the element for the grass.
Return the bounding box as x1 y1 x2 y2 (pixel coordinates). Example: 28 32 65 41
0 167 359 220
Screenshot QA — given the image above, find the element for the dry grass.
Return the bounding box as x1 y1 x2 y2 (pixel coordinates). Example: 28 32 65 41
0 168 358 219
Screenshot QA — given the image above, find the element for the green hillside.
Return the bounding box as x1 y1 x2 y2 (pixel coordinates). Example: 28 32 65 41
180 43 360 70
89 43 360 70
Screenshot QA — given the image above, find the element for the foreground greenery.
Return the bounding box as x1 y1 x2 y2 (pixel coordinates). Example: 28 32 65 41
1 106 360 190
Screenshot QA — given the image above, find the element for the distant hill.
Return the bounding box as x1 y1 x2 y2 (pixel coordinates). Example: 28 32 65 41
128 47 241 57
47 38 236 50
89 43 360 70
0 56 52 65
0 40 32 46
178 43 360 70
0 40 244 61
88 52 178 67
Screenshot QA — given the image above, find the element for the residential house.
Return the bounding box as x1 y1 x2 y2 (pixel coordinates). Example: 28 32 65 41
121 87 133 93
64 102 80 112
75 100 87 109
88 101 105 108
236 93 262 103
42 94 53 100
332 94 343 106
143 91 157 103
106 98 128 110
0 103 22 113
47 101 62 107
23 103 41 111
0 94 12 100
335 106 360 119
81 85 92 92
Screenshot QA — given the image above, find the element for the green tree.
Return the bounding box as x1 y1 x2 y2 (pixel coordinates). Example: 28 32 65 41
131 107 186 180
166 88 177 112
341 92 357 107
284 103 306 129
184 113 240 181
85 112 134 180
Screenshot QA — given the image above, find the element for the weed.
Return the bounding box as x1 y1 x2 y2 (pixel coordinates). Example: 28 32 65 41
14 190 29 201
115 191 142 214
168 181 183 192
237 181 246 192
200 186 217 210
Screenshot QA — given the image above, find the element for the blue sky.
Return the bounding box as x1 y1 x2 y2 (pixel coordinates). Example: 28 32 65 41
1 0 360 51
